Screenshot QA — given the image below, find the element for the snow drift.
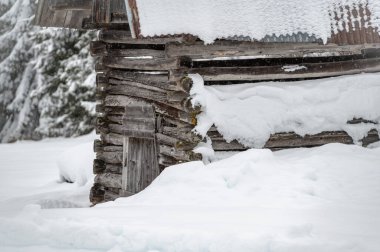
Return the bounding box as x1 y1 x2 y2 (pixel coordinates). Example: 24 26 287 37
57 141 94 186
1 136 380 251
190 73 380 148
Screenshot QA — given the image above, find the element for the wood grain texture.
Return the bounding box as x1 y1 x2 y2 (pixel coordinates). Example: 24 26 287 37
209 129 380 151
178 57 380 82
121 104 159 195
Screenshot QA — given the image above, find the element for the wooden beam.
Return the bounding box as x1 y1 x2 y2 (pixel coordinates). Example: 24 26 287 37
90 41 166 58
93 159 123 174
107 70 174 91
49 0 92 11
95 173 122 188
107 80 168 103
209 129 379 151
166 41 380 60
99 29 194 45
96 151 123 164
123 104 156 139
102 56 180 71
126 0 140 38
90 184 105 204
177 57 380 82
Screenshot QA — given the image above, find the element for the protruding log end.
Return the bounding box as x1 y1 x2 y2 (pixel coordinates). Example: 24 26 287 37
179 76 193 92
90 184 105 205
93 159 106 174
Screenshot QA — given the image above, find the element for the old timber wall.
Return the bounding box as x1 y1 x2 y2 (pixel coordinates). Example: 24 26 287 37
90 26 380 204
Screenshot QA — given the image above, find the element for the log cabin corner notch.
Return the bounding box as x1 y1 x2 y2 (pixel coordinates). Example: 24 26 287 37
35 0 380 204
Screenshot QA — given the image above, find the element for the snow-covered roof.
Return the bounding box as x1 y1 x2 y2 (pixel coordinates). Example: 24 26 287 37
128 0 380 44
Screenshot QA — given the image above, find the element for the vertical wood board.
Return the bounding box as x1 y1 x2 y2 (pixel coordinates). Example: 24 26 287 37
121 104 159 195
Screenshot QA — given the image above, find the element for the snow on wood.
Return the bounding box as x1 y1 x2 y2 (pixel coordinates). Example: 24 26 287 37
131 0 380 44
190 73 380 148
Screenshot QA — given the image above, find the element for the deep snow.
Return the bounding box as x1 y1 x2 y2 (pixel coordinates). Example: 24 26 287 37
0 134 380 251
190 73 380 148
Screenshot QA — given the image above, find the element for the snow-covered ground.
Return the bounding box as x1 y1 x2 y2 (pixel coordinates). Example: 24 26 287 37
0 134 380 252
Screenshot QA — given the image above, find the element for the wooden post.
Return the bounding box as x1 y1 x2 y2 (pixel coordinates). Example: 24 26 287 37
121 104 159 196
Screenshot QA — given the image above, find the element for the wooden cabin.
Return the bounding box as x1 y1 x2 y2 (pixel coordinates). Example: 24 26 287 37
35 0 380 204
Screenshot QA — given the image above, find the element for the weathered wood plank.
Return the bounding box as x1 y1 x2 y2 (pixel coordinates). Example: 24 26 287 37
156 133 198 151
120 103 159 195
101 95 200 125
107 48 165 59
106 83 167 104
101 133 124 146
95 59 107 73
91 41 107 57
102 56 180 71
102 93 196 121
159 144 202 162
95 173 122 188
159 154 181 167
96 73 108 91
166 41 380 59
90 184 105 204
93 159 123 174
99 29 193 45
123 138 160 193
103 95 145 108
91 41 166 58
123 104 156 139
108 70 168 85
96 151 123 164
108 78 167 99
108 71 176 92
162 126 202 143
104 189 120 202
94 140 123 152
126 0 140 38
178 57 380 82
209 129 380 151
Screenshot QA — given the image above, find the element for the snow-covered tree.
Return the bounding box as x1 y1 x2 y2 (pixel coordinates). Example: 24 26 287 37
0 0 96 142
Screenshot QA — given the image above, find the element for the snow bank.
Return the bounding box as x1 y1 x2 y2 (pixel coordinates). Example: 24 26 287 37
190 73 380 148
0 133 95 212
134 0 380 44
57 141 94 186
110 144 380 208
1 139 380 251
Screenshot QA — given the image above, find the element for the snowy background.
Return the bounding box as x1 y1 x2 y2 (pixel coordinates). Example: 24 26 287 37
0 0 96 143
